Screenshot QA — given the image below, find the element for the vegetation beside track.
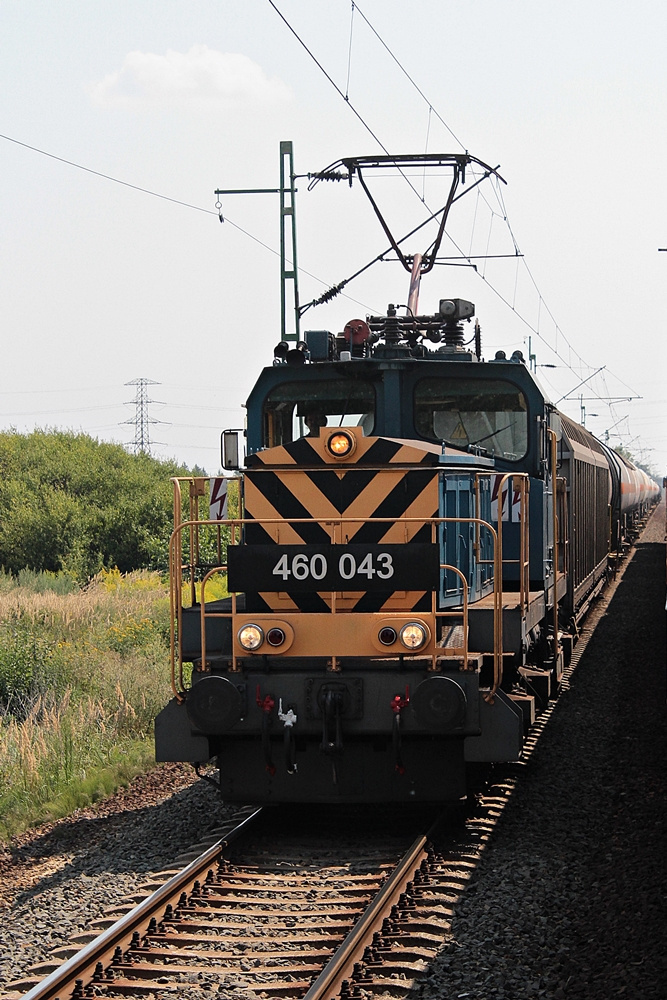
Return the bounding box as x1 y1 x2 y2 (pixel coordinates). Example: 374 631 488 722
0 429 189 581
0 429 218 840
0 568 174 841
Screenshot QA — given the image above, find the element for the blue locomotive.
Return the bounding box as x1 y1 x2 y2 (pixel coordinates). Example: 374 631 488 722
155 152 658 802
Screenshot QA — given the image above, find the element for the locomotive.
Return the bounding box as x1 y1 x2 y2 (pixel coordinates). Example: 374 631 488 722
155 152 659 802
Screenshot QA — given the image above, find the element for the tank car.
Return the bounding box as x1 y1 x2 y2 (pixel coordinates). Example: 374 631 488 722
155 152 659 803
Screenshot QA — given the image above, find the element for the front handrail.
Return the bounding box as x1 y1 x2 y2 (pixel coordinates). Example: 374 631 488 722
194 558 472 678
474 471 530 612
168 514 505 700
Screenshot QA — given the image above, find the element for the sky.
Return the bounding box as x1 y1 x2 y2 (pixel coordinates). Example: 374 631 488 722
1 0 665 477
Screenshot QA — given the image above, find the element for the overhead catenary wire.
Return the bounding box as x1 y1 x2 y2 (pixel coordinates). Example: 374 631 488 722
266 0 640 407
352 1 466 151
0 117 622 394
0 18 647 454
0 130 380 316
265 0 426 206
2 129 637 442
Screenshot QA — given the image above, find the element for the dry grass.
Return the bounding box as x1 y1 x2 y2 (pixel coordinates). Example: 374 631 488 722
0 569 173 840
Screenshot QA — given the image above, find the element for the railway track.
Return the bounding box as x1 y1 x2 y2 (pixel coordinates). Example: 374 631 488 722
8 796 509 1000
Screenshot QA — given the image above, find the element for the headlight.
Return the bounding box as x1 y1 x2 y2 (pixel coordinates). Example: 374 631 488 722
238 624 264 651
326 431 355 458
399 622 428 650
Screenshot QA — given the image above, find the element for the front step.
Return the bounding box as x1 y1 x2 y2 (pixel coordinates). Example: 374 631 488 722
508 692 536 732
518 665 553 711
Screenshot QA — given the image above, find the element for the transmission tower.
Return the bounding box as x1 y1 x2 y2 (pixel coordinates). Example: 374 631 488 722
123 378 163 455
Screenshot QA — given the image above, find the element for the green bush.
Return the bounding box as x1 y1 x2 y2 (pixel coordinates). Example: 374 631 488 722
0 618 63 716
0 430 189 582
16 568 79 594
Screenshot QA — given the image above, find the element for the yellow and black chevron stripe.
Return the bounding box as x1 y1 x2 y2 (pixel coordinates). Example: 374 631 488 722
243 430 440 613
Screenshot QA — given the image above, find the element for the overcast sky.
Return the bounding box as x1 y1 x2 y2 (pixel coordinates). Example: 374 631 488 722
1 0 665 476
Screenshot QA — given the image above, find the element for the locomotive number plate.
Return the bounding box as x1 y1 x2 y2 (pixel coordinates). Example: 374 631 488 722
227 544 439 592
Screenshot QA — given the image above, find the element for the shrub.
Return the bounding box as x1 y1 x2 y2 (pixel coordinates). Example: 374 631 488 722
0 430 189 582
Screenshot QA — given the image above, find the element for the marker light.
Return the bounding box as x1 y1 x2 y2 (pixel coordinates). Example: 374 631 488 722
378 626 398 646
326 431 355 458
266 627 286 647
238 624 264 651
399 622 429 650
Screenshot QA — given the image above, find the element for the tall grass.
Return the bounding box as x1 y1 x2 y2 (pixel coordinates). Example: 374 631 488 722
0 568 174 840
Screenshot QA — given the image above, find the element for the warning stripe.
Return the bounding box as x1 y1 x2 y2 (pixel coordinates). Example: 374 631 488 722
244 474 330 545
248 434 440 467
245 468 437 544
242 434 441 612
244 469 438 612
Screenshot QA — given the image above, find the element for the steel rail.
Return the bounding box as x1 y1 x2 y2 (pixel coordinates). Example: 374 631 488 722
19 807 263 1000
302 827 433 1000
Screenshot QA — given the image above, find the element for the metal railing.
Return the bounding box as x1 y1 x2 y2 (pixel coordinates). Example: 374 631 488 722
168 472 535 702
168 496 519 703
474 471 530 613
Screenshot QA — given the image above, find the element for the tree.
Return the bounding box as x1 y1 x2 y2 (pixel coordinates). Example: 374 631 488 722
0 430 189 580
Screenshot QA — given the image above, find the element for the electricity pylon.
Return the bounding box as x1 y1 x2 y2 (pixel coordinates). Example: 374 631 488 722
123 378 163 455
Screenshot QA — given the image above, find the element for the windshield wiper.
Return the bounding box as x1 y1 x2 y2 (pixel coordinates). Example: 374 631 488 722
468 419 517 448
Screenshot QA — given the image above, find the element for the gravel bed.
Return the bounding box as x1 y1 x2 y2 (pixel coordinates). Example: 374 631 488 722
417 504 666 1000
0 763 239 990
1 507 664 999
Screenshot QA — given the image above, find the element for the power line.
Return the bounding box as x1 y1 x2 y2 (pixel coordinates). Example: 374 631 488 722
0 130 381 316
266 0 639 402
0 132 218 216
0 127 604 391
352 2 466 150
0 55 643 414
265 0 425 206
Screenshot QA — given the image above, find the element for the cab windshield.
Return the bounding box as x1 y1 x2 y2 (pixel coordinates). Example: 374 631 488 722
263 379 376 447
415 377 528 461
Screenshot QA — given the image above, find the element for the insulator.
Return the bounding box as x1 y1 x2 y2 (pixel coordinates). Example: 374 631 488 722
383 313 401 345
315 281 347 305
443 320 465 347
307 169 349 184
